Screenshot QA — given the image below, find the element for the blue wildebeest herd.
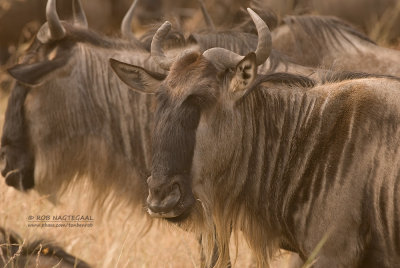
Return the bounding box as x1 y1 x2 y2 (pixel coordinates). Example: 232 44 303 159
1 0 400 267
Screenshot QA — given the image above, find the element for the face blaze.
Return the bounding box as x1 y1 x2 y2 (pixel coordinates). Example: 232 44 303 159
147 89 202 219
141 52 222 220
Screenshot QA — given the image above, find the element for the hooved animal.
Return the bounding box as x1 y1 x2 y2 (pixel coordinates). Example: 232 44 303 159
1 0 157 206
112 9 400 268
272 15 400 76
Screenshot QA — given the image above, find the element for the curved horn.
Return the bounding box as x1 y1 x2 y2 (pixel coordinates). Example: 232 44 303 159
203 8 270 69
73 0 88 28
203 47 244 70
121 0 139 40
46 0 66 40
198 0 215 31
247 8 271 66
151 21 174 70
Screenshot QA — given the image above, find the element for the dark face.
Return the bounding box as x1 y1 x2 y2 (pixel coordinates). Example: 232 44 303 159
146 54 218 221
1 29 74 191
147 90 200 220
1 83 35 190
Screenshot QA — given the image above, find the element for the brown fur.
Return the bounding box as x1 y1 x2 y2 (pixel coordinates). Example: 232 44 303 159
145 50 400 267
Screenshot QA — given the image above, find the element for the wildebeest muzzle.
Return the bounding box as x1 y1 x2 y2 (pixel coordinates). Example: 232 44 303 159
0 145 34 191
146 174 195 221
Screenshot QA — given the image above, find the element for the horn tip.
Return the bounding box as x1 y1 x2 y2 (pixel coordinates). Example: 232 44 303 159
246 8 259 22
159 21 172 32
247 7 270 31
246 7 255 14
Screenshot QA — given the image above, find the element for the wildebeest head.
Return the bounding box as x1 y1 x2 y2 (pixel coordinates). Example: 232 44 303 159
1 0 145 193
110 8 271 220
7 0 143 86
1 0 83 191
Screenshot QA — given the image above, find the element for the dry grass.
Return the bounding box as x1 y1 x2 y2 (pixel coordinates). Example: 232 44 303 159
0 177 293 267
369 0 400 46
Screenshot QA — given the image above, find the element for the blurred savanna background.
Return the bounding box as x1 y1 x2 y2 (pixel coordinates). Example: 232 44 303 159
0 0 399 267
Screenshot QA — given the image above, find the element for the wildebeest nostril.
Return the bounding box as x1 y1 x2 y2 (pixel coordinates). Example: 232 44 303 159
0 151 8 177
147 183 181 214
5 170 23 190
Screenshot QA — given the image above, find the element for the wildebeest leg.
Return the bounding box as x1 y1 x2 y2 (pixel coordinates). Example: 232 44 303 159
0 82 35 190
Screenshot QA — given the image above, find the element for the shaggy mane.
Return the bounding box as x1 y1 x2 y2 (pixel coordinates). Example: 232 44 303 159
62 23 146 50
253 72 316 89
284 15 375 52
321 70 400 84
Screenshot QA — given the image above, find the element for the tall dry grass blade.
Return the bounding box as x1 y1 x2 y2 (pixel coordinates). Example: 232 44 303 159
301 230 331 268
0 243 7 265
114 232 130 268
51 259 63 268
35 243 42 268
178 234 197 268
73 254 78 268
369 1 400 45
4 239 24 268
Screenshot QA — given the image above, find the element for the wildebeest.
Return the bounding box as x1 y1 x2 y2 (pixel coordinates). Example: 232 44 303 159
0 0 156 204
272 15 400 76
0 227 90 267
111 8 400 267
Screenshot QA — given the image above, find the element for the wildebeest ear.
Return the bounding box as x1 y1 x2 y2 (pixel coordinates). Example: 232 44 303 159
7 55 69 86
109 58 165 94
229 52 257 94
